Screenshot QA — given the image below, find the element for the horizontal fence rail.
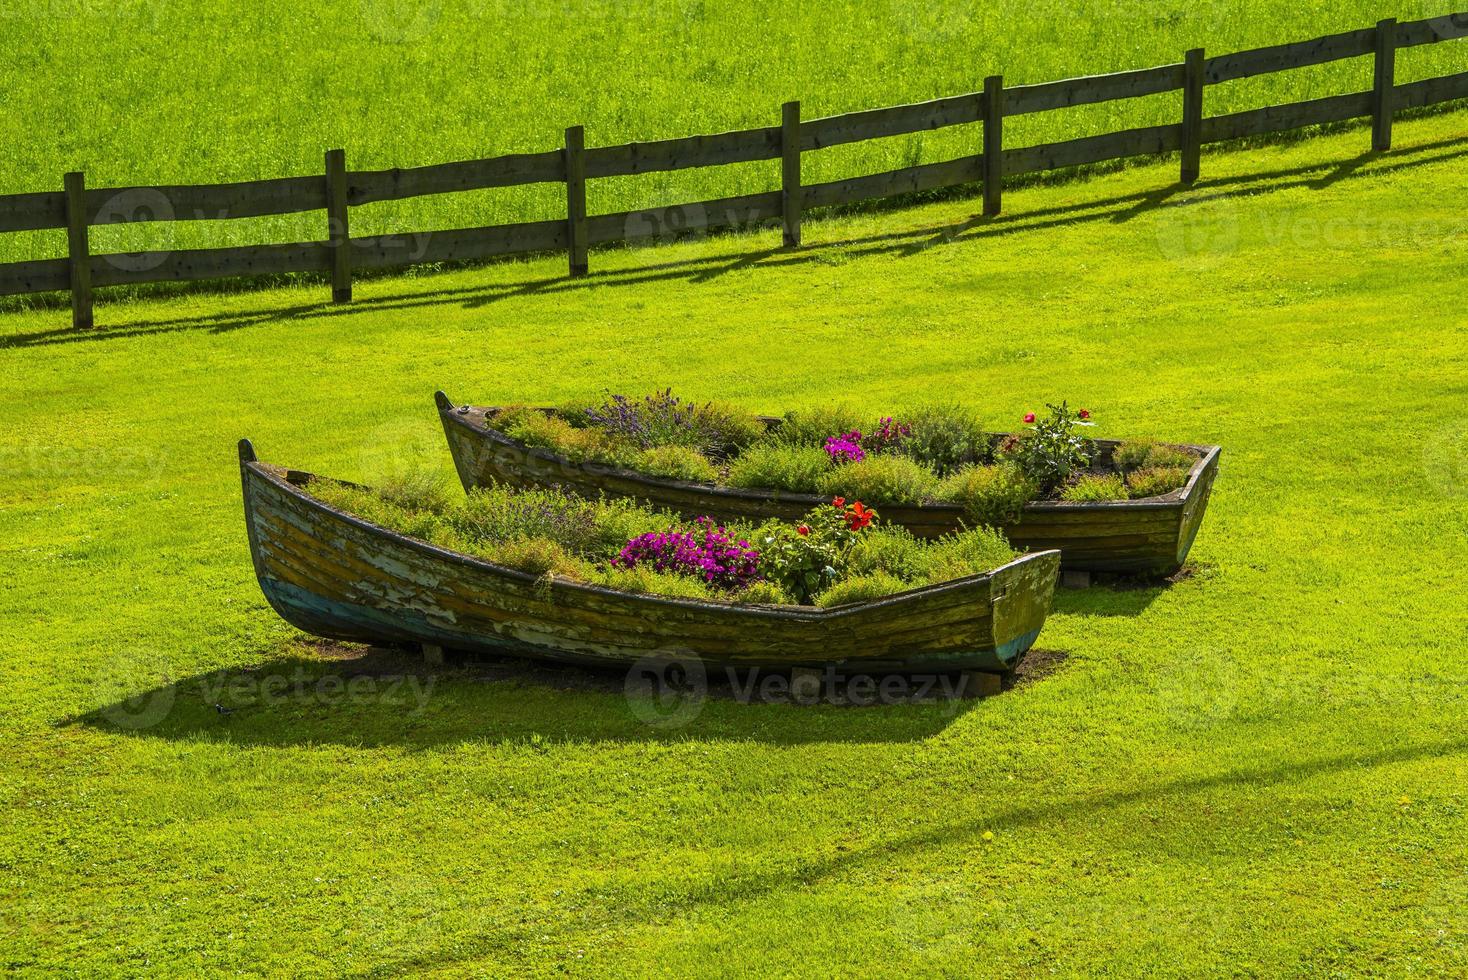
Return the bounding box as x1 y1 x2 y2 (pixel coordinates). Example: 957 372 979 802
2 12 1466 327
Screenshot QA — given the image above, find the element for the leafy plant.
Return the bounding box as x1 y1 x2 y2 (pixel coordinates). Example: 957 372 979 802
916 526 1019 585
693 402 767 458
1114 438 1194 473
772 404 866 447
1127 466 1191 498
635 445 719 483
498 408 635 467
815 571 910 608
1000 402 1095 491
735 580 795 605
485 537 593 579
897 404 992 475
845 524 929 581
1061 473 1129 502
817 454 940 506
726 443 830 493
935 463 1037 526
582 389 702 450
754 499 875 604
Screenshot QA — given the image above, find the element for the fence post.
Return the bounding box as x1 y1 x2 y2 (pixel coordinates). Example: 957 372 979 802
1181 48 1205 183
982 75 1004 216
781 100 802 247
325 149 352 303
1373 18 1397 151
565 125 588 277
63 171 92 329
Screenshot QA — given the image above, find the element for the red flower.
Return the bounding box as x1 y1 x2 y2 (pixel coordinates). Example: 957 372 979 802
831 496 845 508
1023 412 1036 424
845 501 874 531
1078 408 1091 419
796 524 810 536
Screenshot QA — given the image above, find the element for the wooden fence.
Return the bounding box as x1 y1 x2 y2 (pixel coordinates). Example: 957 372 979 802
3 12 1467 328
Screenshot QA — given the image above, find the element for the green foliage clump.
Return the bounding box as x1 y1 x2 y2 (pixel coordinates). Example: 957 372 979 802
726 443 830 493
772 404 866 447
897 404 992 475
1061 473 1129 502
496 407 633 467
917 527 1019 585
815 572 911 608
845 524 929 581
635 445 719 483
817 454 939 506
734 580 795 606
693 402 767 458
485 537 593 579
1000 402 1094 492
595 565 717 600
1127 466 1191 498
936 463 1036 526
1114 439 1195 473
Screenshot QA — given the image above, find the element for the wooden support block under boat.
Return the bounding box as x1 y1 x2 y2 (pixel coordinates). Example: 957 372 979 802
239 439 1061 675
435 392 1221 576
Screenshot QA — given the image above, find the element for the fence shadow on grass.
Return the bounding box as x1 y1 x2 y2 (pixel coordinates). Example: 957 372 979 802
66 640 1072 749
5 131 1467 354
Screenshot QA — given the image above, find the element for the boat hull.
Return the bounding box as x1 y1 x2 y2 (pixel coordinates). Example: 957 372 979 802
240 441 1060 673
437 394 1220 575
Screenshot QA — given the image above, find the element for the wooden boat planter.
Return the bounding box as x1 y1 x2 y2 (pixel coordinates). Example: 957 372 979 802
239 440 1061 673
437 392 1220 575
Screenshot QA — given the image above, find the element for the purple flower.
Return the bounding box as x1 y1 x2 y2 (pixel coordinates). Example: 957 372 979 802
612 518 761 590
824 430 866 463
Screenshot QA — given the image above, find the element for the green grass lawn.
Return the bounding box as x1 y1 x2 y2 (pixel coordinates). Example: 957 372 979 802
3 110 1468 975
3 1 1466 267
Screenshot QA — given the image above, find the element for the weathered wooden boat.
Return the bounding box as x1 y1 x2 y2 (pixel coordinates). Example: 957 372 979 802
239 440 1060 673
437 392 1220 575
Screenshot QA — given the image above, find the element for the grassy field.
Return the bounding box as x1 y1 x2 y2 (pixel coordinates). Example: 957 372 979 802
2 1 1466 267
2 108 1466 974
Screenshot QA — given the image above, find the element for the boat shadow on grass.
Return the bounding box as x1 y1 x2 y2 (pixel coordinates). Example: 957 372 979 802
1050 562 1214 618
67 639 1073 749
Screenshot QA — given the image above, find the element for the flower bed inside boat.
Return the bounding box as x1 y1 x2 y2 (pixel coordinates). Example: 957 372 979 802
480 393 1201 525
304 473 1025 608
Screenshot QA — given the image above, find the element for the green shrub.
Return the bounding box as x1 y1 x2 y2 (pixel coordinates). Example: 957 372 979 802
1000 402 1094 491
486 537 592 579
498 408 635 467
726 443 830 493
374 469 451 514
1061 473 1129 502
694 402 767 457
596 565 717 600
1143 445 1196 470
1112 439 1156 473
635 445 719 483
308 480 451 544
772 404 866 447
450 485 601 553
1114 439 1195 473
845 525 929 581
734 580 795 605
897 404 992 475
936 463 1036 526
814 571 910 608
917 527 1018 585
1127 466 1190 498
817 455 939 506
